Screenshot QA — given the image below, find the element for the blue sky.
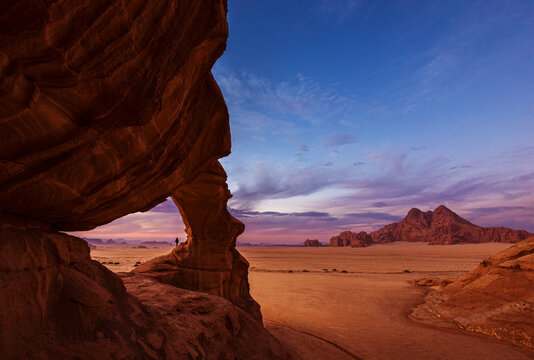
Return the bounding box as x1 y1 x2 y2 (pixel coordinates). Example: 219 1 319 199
75 0 534 243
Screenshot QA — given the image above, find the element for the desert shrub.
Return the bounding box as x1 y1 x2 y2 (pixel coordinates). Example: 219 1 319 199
404 269 411 273
302 269 309 272
341 270 348 273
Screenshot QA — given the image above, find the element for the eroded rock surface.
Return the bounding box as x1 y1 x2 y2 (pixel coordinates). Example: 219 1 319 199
412 238 534 348
121 273 292 360
0 221 165 359
0 0 267 357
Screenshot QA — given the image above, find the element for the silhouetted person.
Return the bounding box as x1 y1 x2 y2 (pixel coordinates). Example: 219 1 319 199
175 237 179 247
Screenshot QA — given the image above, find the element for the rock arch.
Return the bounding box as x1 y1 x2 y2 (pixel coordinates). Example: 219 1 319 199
0 0 274 358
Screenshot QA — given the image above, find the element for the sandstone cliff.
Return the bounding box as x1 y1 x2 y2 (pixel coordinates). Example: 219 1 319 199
0 1 284 358
370 205 532 245
330 205 532 246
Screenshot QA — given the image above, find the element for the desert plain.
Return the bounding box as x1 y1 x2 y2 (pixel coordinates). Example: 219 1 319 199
91 241 534 360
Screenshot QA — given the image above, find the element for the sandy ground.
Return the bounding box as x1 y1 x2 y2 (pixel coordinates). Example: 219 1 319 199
93 242 534 360
90 244 173 272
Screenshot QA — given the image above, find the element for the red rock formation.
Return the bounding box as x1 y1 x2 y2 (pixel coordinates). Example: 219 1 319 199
416 238 534 348
329 231 373 247
121 274 292 359
370 205 532 245
0 0 272 357
0 220 165 358
303 239 323 247
133 161 261 321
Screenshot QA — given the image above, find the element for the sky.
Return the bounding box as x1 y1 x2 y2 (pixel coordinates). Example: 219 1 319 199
73 0 534 244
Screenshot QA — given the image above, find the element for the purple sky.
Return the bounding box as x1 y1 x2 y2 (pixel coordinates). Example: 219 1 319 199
72 1 534 244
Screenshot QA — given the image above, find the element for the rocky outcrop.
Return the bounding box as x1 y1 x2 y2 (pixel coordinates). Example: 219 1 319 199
329 231 373 247
370 205 532 245
0 0 268 357
0 221 165 359
413 238 534 348
133 162 261 321
303 239 323 247
329 205 532 247
121 274 292 360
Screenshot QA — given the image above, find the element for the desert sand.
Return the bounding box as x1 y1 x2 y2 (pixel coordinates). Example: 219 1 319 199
94 241 534 359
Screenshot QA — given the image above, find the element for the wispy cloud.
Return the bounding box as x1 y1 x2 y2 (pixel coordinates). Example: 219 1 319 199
229 162 345 209
323 133 358 147
213 66 363 127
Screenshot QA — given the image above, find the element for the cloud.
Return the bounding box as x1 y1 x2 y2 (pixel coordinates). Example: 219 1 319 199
410 146 427 151
323 133 358 147
342 212 403 222
297 145 309 152
213 66 363 126
464 206 534 232
227 207 402 244
353 161 365 167
229 162 344 209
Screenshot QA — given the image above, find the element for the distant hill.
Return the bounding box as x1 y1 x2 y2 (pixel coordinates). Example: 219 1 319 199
83 237 127 245
330 205 533 247
141 241 173 246
303 239 323 247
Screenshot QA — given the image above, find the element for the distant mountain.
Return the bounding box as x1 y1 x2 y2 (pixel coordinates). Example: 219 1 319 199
83 237 127 245
330 205 533 246
236 242 257 247
141 241 173 246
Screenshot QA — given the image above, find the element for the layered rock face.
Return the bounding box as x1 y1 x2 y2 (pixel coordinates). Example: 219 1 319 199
329 231 373 247
303 239 323 247
419 238 534 348
330 205 532 246
370 205 532 245
0 221 160 358
0 0 272 357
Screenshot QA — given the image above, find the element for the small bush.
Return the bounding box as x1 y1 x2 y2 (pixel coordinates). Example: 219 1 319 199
302 269 309 272
288 270 293 273
114 262 120 265
332 268 337 272
404 269 411 273
341 270 348 273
